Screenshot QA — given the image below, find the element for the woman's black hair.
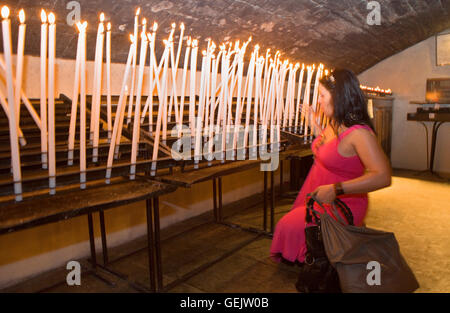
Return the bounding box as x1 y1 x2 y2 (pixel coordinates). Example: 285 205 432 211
319 68 375 133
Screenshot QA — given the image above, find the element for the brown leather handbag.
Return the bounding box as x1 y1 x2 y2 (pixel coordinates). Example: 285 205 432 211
308 194 420 293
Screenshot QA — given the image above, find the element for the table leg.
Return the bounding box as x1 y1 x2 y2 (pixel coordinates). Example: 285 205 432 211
280 160 283 197
263 171 267 231
430 121 444 174
99 210 108 265
218 177 223 222
153 197 163 291
270 170 275 233
87 213 96 268
213 178 218 222
146 198 156 292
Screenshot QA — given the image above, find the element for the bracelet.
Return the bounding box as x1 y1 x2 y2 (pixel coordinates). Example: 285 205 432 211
333 182 345 196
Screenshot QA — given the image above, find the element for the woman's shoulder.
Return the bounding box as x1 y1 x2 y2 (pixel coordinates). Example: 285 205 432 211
344 124 377 147
339 124 376 141
346 124 374 134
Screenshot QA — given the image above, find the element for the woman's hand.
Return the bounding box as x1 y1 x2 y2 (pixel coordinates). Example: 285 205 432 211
311 184 336 204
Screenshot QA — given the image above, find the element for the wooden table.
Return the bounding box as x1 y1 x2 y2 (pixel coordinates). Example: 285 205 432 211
0 177 177 292
147 144 313 291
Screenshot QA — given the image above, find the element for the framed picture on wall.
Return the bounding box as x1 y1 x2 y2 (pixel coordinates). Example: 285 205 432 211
436 31 450 66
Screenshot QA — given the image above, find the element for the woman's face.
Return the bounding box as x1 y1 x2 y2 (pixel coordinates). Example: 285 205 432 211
318 84 334 118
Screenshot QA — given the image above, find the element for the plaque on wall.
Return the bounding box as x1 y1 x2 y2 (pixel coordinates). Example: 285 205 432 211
426 78 450 103
436 31 450 66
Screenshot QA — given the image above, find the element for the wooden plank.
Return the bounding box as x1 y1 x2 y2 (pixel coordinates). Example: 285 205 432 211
0 177 177 235
154 146 313 187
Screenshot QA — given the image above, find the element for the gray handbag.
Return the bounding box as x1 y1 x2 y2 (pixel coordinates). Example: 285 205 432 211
307 194 419 293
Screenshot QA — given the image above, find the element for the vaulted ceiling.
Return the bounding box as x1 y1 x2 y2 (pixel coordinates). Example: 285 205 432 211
3 0 450 73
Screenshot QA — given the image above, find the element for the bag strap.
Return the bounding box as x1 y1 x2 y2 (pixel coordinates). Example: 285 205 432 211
332 198 354 226
306 193 354 226
306 193 326 225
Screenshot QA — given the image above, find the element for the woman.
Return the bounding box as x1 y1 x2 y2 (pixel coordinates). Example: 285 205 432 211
270 68 392 264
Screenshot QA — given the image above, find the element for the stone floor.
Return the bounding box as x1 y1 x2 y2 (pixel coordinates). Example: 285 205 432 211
2 169 449 293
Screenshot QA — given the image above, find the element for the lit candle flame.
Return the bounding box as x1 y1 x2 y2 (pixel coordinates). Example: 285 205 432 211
40 9 47 23
142 18 147 25
136 8 141 16
171 22 176 28
107 22 111 31
48 12 55 24
129 34 135 43
19 9 25 24
153 22 158 32
187 37 192 46
100 13 105 23
202 50 207 56
180 23 185 30
1 6 10 19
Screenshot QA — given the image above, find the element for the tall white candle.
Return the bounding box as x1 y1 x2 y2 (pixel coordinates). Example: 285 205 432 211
189 40 198 140
232 48 244 157
40 10 48 169
150 42 170 175
0 89 25 141
252 56 264 157
15 9 26 138
106 22 112 142
67 21 82 166
194 50 207 168
178 37 191 138
243 49 257 152
2 6 22 201
207 55 217 163
126 8 140 125
162 40 171 145
295 64 304 133
0 54 42 133
140 22 157 126
79 21 87 189
92 14 105 162
311 64 320 137
47 12 56 195
174 23 185 126
302 65 313 141
106 36 135 183
283 63 293 129
141 23 158 128
90 14 102 142
168 31 179 125
221 53 229 162
130 31 148 180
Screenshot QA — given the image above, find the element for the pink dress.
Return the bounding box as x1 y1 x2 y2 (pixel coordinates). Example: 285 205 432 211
270 124 374 263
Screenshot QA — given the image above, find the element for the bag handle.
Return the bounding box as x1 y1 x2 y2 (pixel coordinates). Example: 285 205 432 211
306 193 354 226
332 199 354 226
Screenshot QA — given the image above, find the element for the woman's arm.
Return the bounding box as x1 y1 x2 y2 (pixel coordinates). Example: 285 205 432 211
312 128 392 203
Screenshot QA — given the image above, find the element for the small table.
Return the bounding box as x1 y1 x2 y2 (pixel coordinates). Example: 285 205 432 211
407 102 450 175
